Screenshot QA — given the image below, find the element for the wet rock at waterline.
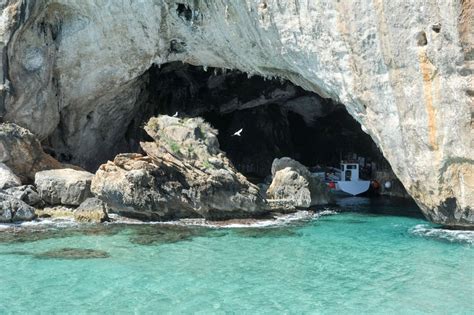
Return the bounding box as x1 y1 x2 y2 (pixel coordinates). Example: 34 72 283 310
267 158 330 207
35 206 75 219
92 116 266 220
0 124 62 183
0 193 36 223
35 169 94 206
73 198 109 223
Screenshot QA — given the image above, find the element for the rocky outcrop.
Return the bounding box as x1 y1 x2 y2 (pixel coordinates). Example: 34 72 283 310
4 185 43 207
73 198 109 223
35 169 94 206
0 2 472 227
92 116 266 221
267 158 330 207
0 123 62 183
0 192 36 223
0 163 21 189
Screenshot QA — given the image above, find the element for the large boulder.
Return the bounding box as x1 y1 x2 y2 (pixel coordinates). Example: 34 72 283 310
92 116 266 221
267 158 330 207
35 169 94 206
73 198 109 223
0 123 62 183
0 193 36 223
0 163 21 189
271 157 313 178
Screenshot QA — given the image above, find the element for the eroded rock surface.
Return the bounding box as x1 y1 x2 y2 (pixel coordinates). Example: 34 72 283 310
92 116 266 221
0 123 62 183
4 184 43 207
73 197 109 223
0 192 36 223
0 163 21 189
0 1 472 227
267 158 330 207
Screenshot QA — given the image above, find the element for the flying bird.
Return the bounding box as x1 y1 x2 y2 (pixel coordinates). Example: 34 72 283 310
232 128 243 137
172 112 179 117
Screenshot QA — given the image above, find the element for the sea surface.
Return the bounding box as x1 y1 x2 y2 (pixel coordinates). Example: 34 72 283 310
0 197 472 314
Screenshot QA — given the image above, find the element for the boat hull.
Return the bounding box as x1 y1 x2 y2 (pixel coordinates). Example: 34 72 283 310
336 181 371 196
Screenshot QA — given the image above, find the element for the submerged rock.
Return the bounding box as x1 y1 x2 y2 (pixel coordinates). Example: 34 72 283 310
235 227 300 238
128 224 210 245
0 193 36 223
35 169 94 206
73 198 109 223
92 116 266 220
0 163 21 189
0 123 62 183
267 158 330 207
35 248 110 259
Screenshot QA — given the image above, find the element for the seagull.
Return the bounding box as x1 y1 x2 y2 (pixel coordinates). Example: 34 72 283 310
232 128 243 137
172 112 179 117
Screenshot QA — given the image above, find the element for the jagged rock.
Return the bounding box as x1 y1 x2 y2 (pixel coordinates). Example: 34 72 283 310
4 185 43 207
35 169 94 206
0 193 36 223
0 163 21 189
0 123 62 183
267 158 330 207
92 116 266 221
73 198 109 223
271 157 312 178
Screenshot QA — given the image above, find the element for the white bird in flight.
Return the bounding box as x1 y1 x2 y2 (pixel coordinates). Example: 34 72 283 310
232 128 243 137
172 111 178 117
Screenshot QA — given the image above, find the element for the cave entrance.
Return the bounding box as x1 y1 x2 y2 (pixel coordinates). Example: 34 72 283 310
126 62 395 186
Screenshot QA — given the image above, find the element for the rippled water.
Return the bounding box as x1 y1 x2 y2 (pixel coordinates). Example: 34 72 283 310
0 198 472 314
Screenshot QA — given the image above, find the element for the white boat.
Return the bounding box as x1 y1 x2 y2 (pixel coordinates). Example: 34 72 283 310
325 162 371 196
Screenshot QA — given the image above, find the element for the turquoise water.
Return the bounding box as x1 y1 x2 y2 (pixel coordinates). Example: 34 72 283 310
0 198 473 314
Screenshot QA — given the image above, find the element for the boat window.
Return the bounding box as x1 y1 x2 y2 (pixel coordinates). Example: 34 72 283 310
347 165 357 169
345 170 351 181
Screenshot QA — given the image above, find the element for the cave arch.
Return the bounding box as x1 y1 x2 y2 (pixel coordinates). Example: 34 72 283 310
1 0 472 227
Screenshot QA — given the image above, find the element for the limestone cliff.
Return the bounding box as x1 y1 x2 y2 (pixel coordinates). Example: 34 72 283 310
0 1 472 227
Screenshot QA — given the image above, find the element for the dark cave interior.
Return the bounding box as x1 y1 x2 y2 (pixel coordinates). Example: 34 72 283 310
124 62 393 181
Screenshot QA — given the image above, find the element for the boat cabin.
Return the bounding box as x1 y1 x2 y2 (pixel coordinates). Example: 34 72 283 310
340 163 360 181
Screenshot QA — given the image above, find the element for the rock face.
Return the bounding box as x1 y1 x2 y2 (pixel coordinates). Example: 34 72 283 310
35 169 94 206
73 198 109 223
0 123 62 182
267 158 330 207
0 163 21 189
0 192 36 223
92 116 265 220
0 1 472 227
4 185 43 207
